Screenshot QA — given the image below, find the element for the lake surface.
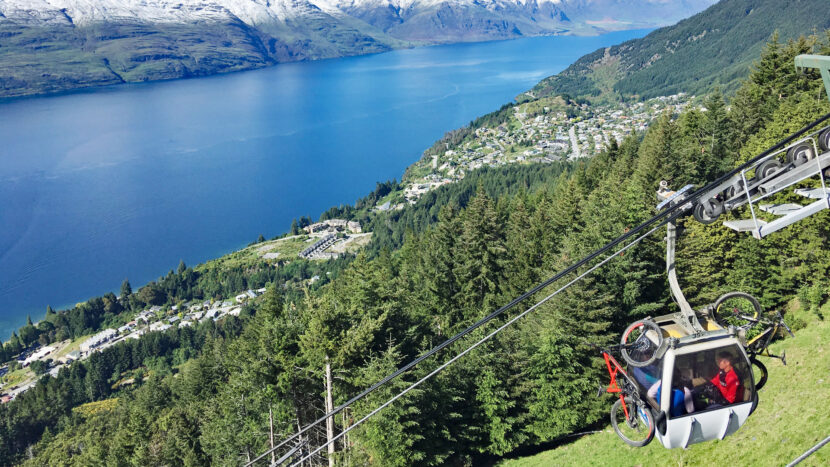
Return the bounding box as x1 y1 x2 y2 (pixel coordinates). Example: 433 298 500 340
0 29 648 338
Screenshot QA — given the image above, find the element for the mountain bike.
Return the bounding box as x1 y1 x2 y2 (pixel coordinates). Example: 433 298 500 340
598 342 657 447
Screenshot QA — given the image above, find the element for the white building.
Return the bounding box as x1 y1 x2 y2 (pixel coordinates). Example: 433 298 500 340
22 345 55 367
149 321 170 332
80 329 117 353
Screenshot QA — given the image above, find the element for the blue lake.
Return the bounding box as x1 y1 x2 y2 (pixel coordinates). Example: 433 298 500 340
0 29 648 338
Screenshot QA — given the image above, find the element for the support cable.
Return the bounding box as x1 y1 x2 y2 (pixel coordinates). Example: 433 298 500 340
786 434 830 467
246 111 830 467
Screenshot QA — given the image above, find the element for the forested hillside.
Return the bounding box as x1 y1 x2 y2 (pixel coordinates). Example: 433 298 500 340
529 0 830 101
1 32 827 466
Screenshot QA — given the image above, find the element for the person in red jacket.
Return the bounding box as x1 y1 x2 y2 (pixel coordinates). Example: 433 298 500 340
710 351 743 404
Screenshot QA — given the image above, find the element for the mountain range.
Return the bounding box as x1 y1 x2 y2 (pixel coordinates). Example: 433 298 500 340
0 0 715 97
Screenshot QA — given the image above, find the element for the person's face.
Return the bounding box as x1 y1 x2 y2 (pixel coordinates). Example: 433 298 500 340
717 357 731 370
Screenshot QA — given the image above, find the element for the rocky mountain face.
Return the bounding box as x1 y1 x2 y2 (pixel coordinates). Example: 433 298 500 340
0 0 716 97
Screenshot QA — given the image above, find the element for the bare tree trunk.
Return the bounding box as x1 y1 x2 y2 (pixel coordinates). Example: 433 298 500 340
269 407 276 465
325 354 335 467
296 419 304 467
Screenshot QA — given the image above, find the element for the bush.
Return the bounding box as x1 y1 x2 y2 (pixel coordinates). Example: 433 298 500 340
29 360 49 375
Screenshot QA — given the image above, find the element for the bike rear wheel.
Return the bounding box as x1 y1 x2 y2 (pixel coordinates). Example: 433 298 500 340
713 292 761 329
750 357 768 392
610 397 655 447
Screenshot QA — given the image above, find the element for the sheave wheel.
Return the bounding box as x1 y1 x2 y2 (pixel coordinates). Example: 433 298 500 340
818 128 830 152
621 319 664 368
755 159 783 181
787 143 814 166
693 198 724 224
611 397 655 447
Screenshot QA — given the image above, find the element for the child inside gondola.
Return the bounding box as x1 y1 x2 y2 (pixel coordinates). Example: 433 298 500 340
701 351 743 406
646 368 695 416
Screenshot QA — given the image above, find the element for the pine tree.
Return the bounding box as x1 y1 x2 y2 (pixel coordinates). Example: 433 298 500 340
120 279 132 299
455 185 506 318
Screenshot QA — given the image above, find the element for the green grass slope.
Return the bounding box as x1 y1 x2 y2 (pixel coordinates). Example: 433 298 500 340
529 0 830 101
501 303 830 467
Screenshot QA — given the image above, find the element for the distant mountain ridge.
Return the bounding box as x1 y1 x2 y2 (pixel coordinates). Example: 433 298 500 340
528 0 830 101
0 0 715 97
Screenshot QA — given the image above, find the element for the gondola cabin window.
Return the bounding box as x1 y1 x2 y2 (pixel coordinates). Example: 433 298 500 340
668 344 754 418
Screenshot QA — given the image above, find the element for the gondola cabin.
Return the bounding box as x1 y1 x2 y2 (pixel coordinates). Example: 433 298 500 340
630 320 757 449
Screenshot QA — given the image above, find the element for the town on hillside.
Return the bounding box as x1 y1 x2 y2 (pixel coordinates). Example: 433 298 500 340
0 288 268 404
394 94 693 207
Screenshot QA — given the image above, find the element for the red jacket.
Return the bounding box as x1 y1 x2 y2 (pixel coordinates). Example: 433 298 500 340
710 368 742 403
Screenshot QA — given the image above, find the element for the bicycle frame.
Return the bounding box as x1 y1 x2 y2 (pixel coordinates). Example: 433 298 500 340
738 313 793 363
601 350 639 419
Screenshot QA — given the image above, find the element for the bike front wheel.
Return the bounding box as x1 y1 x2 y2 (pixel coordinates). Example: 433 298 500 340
610 397 655 447
620 319 664 368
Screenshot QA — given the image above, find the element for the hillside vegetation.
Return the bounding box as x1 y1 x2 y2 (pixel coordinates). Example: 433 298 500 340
2 32 828 466
529 0 830 101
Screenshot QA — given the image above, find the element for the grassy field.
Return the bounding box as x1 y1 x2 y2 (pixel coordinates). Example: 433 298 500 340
500 304 830 467
51 335 92 361
0 367 32 388
196 233 369 273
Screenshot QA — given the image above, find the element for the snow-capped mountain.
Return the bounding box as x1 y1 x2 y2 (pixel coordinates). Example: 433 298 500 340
0 0 716 38
0 0 717 97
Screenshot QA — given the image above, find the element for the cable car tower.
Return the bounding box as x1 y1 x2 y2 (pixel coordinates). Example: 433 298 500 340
604 54 830 449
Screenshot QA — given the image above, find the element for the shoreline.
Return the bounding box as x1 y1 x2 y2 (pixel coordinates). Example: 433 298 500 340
0 27 651 102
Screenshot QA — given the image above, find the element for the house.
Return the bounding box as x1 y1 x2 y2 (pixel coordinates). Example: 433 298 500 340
228 307 242 316
80 329 117 353
137 310 154 322
246 290 257 299
149 321 169 332
168 316 180 324
150 323 171 332
58 350 80 364
149 306 162 313
1 395 11 404
179 320 193 328
117 321 136 334
202 309 219 321
256 288 266 295
235 293 248 303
